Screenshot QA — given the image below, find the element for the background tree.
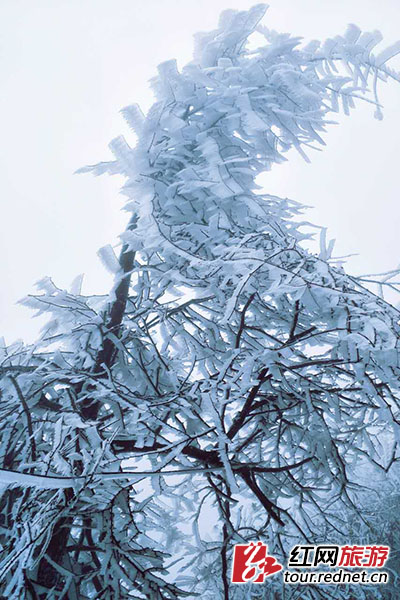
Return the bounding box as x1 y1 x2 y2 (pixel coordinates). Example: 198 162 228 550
1 4 400 598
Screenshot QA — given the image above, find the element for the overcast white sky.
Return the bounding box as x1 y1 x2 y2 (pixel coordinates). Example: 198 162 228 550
1 0 400 345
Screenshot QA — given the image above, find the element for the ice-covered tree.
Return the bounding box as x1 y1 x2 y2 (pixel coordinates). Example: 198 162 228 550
1 4 400 598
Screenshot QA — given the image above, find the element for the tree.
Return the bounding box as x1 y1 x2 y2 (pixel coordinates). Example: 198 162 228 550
1 4 400 598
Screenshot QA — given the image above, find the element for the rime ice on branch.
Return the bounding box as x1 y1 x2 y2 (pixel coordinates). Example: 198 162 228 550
1 4 400 599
